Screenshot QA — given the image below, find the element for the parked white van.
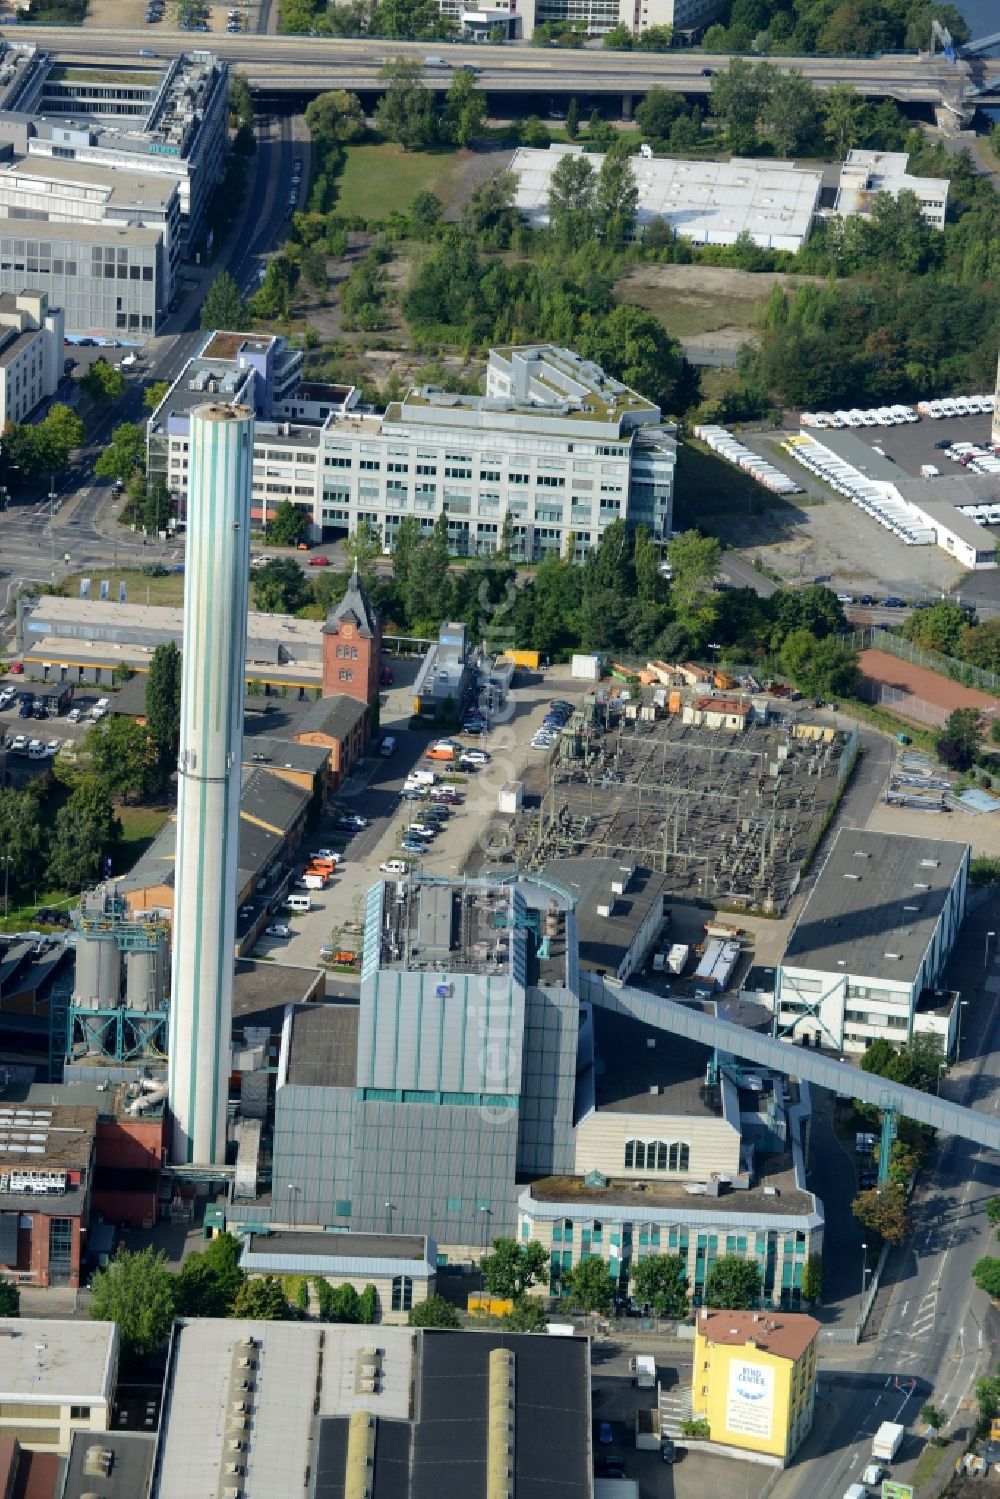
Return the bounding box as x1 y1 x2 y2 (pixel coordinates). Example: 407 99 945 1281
284 893 312 913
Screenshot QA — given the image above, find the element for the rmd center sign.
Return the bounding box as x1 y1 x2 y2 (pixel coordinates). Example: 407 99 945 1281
725 1360 775 1439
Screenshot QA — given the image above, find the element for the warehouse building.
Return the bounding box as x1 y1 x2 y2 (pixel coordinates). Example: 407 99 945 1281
833 149 949 229
148 337 676 560
774 829 969 1052
0 1318 118 1454
797 429 998 570
510 146 823 252
691 1308 820 1461
151 1319 593 1499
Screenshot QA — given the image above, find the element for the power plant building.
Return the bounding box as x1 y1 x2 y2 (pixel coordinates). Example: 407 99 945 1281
168 403 254 1165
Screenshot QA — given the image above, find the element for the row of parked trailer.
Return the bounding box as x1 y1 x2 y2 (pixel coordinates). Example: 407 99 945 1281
782 435 933 547
801 405 918 429
693 424 804 495
917 394 996 419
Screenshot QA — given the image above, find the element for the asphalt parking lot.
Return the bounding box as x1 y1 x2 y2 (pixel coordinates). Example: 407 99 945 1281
0 684 105 786
252 664 583 973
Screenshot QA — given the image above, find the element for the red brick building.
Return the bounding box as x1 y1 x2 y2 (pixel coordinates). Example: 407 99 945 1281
93 1105 167 1230
0 1103 96 1291
321 568 382 723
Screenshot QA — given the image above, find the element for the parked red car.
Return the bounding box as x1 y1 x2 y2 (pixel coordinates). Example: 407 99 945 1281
308 555 330 567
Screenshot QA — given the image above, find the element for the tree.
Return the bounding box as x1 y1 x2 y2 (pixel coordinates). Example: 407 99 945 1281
921 1403 945 1431
89 1247 177 1358
0 1281 18 1315
500 1295 548 1333
48 780 122 889
324 1283 364 1322
520 115 550 149
407 1294 461 1328
410 190 443 238
779 628 859 699
358 1284 378 1324
631 1254 688 1318
200 271 245 331
231 1275 296 1320
146 640 182 776
547 151 595 250
635 87 686 143
144 379 170 411
176 1232 246 1317
86 716 159 801
852 1182 910 1245
253 557 310 614
404 523 451 633
977 1373 1000 1425
801 1254 823 1303
0 787 43 892
986 1198 1000 1230
709 58 774 153
822 82 865 155
305 88 366 144
344 518 383 588
602 23 633 48
480 1238 550 1299
95 423 147 485
704 1255 762 1310
595 149 638 247
375 57 435 151
444 67 488 147
561 1256 614 1314
666 529 721 640
761 70 817 156
268 499 308 548
566 97 579 139
37 405 86 471
82 359 126 404
936 707 983 772
973 1259 1000 1300
581 303 683 411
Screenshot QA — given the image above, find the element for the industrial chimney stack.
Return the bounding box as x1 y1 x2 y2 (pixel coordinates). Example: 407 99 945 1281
168 403 253 1164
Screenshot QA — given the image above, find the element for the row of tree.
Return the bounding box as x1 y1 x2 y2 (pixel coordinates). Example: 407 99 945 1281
88 1233 471 1360
701 0 969 56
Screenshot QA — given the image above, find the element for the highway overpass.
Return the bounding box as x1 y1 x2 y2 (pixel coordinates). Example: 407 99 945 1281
20 28 1000 109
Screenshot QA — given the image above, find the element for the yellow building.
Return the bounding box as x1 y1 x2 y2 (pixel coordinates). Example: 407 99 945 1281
692 1308 820 1462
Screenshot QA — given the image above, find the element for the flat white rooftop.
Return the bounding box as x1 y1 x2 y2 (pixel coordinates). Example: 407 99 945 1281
510 146 823 250
152 1320 415 1499
0 1318 117 1404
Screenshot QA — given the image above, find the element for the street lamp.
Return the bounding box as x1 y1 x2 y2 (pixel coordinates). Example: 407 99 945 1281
860 1242 869 1298
0 854 11 919
384 1200 394 1234
478 1204 491 1248
985 931 996 968
287 1182 298 1228
707 642 722 667
956 999 970 1062
936 1061 947 1096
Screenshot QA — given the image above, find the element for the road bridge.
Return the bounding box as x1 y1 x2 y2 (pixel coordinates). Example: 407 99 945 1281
581 972 1000 1150
21 28 1000 110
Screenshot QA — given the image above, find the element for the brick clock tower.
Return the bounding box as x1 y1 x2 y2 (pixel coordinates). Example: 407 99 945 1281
321 568 382 726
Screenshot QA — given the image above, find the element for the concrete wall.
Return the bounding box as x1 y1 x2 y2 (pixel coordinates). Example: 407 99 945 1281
573 1110 740 1181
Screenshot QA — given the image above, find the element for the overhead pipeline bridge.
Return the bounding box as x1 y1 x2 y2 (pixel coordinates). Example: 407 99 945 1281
581 973 1000 1151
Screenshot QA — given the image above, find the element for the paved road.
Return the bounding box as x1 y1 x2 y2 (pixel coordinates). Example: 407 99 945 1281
20 28 1000 103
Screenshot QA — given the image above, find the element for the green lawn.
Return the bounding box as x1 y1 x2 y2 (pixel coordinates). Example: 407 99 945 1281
336 144 472 221
117 804 171 872
55 569 185 607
